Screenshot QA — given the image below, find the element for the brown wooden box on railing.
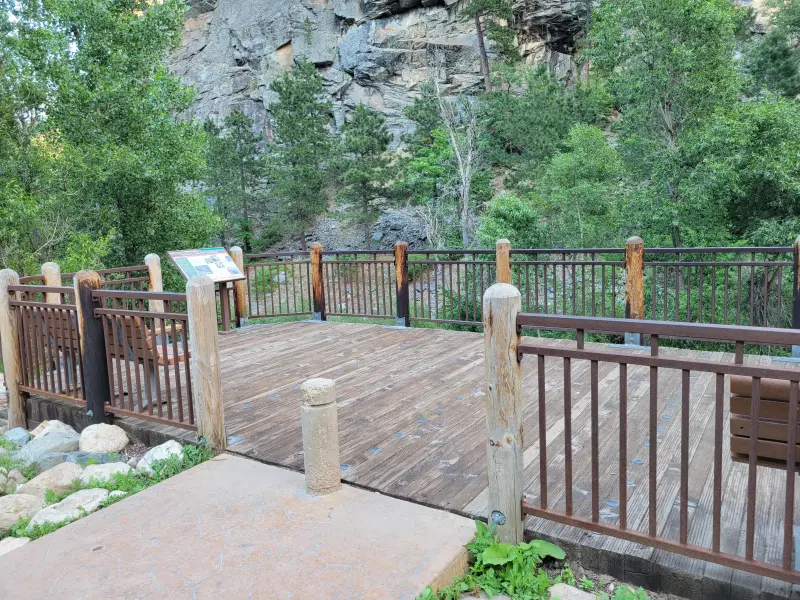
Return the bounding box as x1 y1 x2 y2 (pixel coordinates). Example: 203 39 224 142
730 375 800 468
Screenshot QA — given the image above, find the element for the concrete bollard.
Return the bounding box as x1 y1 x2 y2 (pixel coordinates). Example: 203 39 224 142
301 378 341 495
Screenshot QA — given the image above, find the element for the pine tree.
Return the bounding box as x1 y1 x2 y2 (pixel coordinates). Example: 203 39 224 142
336 104 393 248
204 109 265 252
747 31 800 98
269 61 333 249
461 0 516 91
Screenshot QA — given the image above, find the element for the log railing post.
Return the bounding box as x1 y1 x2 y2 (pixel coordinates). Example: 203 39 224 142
0 269 25 429
300 378 341 495
793 236 800 358
311 242 326 321
229 246 248 327
42 262 62 304
74 270 111 425
186 274 226 449
395 241 410 327
624 236 645 346
496 239 511 284
144 253 165 313
483 282 523 544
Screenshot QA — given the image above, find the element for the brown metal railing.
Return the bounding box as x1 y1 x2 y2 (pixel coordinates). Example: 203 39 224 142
92 290 195 430
645 247 792 328
243 252 312 319
323 252 396 319
515 313 800 584
19 265 149 290
9 284 85 405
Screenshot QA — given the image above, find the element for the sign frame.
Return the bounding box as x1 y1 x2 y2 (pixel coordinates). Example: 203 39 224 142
167 247 246 284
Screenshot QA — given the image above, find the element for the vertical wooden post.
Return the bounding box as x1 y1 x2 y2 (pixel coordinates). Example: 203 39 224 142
187 275 226 449
311 242 326 321
41 262 61 304
624 236 645 346
74 271 110 425
792 236 800 358
218 283 232 332
483 282 523 544
0 270 25 429
395 241 410 327
229 246 248 327
144 253 165 313
496 239 511 284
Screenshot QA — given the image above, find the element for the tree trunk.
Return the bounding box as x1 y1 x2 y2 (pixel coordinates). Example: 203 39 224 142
475 11 492 92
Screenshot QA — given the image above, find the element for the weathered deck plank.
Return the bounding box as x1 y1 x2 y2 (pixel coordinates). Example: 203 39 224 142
219 320 800 599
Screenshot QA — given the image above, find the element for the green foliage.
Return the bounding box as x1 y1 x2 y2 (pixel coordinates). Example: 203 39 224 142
481 65 612 173
746 31 800 98
269 60 333 248
461 0 518 64
533 124 627 247
205 109 267 251
475 192 545 249
0 0 216 272
336 104 394 247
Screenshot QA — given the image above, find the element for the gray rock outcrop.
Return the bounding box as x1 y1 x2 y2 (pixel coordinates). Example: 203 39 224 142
171 0 584 142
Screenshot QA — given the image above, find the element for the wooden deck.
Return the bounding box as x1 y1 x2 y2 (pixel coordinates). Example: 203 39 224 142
219 320 800 600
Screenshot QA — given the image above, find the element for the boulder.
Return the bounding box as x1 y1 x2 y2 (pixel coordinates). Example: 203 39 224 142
127 456 140 468
28 488 109 528
0 472 6 494
549 584 595 600
80 463 132 486
4 470 27 494
0 494 44 535
16 462 83 501
29 421 49 437
108 490 127 500
5 427 31 448
79 424 129 454
65 452 117 466
15 431 80 463
33 421 77 440
33 453 69 472
137 440 184 475
0 536 30 557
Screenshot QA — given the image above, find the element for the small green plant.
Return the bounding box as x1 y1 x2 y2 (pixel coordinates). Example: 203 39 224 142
579 576 596 591
598 585 649 600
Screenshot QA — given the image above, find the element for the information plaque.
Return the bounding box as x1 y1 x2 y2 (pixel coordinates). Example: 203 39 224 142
167 248 245 283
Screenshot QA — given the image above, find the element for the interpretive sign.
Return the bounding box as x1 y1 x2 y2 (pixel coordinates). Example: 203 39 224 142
167 248 245 283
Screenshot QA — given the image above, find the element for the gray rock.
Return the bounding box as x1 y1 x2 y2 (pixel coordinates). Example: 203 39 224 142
0 494 44 536
137 440 184 475
33 421 77 440
126 456 140 468
108 490 128 500
65 452 118 466
0 536 30 557
4 469 27 495
16 431 80 464
16 462 84 501
5 427 31 448
80 463 132 486
79 423 129 454
34 452 69 472
28 488 109 528
548 583 595 600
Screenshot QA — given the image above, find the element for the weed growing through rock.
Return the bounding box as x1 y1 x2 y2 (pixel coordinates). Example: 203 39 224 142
417 521 650 600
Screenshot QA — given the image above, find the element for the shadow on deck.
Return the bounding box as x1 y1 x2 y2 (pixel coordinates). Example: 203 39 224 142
219 320 800 600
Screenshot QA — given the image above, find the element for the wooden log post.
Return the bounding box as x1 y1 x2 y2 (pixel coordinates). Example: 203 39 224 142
74 271 111 425
229 246 248 327
624 236 645 346
0 269 25 429
186 275 226 449
145 253 165 313
41 262 62 304
483 282 523 544
496 239 511 284
300 378 341 495
793 236 800 358
311 242 326 321
395 241 410 327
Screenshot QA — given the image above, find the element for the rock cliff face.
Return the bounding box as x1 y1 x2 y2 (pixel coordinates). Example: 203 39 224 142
171 0 584 141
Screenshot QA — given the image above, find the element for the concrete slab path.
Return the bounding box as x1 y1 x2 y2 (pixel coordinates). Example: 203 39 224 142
0 454 475 599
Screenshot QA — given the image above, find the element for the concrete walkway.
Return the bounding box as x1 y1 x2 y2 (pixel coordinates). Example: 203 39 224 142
0 454 475 599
